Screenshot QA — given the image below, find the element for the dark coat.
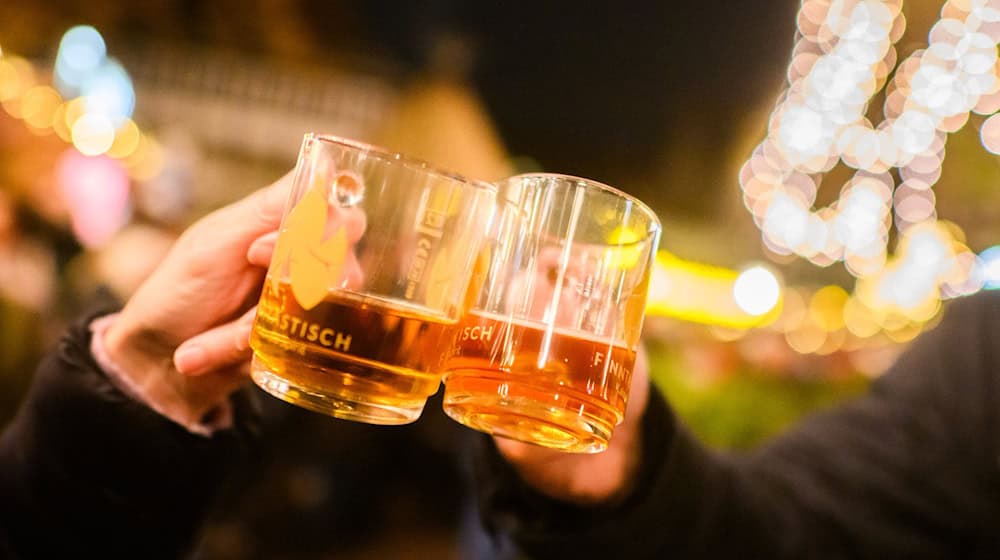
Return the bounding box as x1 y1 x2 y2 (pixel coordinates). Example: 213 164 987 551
478 290 1000 559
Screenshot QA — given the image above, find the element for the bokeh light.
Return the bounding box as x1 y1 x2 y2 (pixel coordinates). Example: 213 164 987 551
72 112 116 156
19 85 62 131
0 15 989 367
981 245 1000 289
784 318 826 354
54 96 88 141
54 25 106 97
742 0 999 283
809 285 848 332
3 40 162 186
980 112 1000 154
80 57 135 125
56 149 131 248
730 0 1000 350
0 55 37 117
733 266 781 316
842 295 880 338
106 118 141 159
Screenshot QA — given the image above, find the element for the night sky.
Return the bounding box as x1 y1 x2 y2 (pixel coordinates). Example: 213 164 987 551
355 0 800 217
1 0 801 219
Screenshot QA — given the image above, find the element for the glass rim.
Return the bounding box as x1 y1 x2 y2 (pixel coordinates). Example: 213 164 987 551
307 133 497 194
504 172 660 227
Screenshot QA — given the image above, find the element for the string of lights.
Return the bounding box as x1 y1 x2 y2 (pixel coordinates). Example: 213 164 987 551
736 0 1000 350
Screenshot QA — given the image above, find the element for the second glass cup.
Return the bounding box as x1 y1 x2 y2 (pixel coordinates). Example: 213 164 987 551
441 173 661 453
249 134 496 425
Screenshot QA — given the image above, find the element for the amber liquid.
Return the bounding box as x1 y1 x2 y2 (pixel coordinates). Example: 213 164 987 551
250 278 456 424
442 311 635 453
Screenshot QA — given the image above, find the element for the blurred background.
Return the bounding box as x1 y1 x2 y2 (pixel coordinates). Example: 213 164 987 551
2 0 1000 558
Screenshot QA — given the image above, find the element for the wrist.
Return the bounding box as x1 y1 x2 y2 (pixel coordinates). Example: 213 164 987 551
496 425 643 507
98 314 230 432
103 313 176 386
562 428 643 505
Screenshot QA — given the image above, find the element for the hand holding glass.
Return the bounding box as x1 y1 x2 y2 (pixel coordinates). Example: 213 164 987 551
441 173 661 453
249 134 496 424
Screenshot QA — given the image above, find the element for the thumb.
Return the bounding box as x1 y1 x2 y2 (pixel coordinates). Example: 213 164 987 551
174 307 258 376
197 171 293 251
235 171 292 230
247 231 280 267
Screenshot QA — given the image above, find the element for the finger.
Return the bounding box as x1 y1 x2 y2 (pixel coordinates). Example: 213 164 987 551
204 171 293 249
342 252 365 289
241 171 294 231
333 206 367 244
174 307 257 376
247 231 279 267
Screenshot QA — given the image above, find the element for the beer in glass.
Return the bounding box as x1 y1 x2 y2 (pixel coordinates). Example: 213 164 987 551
441 173 660 452
250 134 496 425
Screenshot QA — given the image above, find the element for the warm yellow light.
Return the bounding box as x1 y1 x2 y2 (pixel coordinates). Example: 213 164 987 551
602 226 648 269
645 253 781 329
884 321 923 343
809 285 848 331
773 288 807 333
107 118 141 159
59 97 88 138
0 56 34 101
876 308 911 332
785 319 826 354
72 112 115 156
0 56 37 117
815 327 846 356
20 85 62 131
842 296 880 338
903 296 940 323
51 102 71 141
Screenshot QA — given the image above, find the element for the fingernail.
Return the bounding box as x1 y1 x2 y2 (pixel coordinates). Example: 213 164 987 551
174 344 207 375
247 240 268 264
247 235 277 266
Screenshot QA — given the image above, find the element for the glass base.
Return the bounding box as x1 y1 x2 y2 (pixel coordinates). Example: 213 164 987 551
251 357 424 425
442 375 616 453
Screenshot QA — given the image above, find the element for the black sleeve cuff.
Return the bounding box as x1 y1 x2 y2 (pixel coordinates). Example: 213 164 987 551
0 306 260 559
474 383 698 559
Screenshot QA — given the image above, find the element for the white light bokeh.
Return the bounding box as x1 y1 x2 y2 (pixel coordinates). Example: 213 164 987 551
733 266 782 316
54 26 106 97
72 112 115 156
80 58 135 125
980 112 1000 153
741 0 996 275
980 245 1000 289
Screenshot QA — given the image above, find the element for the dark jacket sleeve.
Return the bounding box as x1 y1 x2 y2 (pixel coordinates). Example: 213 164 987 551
477 291 1000 559
0 309 260 559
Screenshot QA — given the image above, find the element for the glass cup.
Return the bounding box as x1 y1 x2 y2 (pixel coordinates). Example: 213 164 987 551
441 173 661 452
249 134 496 425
